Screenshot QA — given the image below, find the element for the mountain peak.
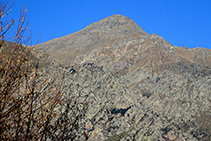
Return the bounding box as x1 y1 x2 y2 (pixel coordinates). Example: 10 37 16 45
100 14 133 26
85 14 147 36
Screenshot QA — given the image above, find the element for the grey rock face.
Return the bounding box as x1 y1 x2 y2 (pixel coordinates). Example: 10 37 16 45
42 61 211 141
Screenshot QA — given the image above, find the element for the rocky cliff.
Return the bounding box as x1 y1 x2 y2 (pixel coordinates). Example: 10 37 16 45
37 15 211 140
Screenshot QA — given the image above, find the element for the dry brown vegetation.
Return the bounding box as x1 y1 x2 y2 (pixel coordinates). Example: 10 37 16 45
0 1 88 140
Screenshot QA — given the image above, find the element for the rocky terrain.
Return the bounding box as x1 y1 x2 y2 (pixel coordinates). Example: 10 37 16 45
37 15 211 140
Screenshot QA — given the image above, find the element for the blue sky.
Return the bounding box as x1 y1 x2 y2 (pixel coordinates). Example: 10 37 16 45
8 0 211 49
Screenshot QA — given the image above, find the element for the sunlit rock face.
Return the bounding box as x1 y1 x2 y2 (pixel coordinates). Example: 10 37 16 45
37 15 211 140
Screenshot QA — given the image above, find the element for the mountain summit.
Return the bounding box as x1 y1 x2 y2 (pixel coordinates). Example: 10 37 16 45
85 15 147 35
84 14 147 35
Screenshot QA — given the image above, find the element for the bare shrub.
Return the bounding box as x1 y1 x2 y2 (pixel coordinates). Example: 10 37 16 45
0 1 88 140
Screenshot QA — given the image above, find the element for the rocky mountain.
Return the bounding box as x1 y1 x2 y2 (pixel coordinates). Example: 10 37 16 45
37 15 211 140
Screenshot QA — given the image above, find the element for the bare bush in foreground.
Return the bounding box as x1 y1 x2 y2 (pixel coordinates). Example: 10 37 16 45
0 1 88 140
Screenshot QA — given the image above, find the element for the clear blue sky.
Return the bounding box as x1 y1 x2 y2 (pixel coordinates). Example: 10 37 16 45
8 0 211 49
